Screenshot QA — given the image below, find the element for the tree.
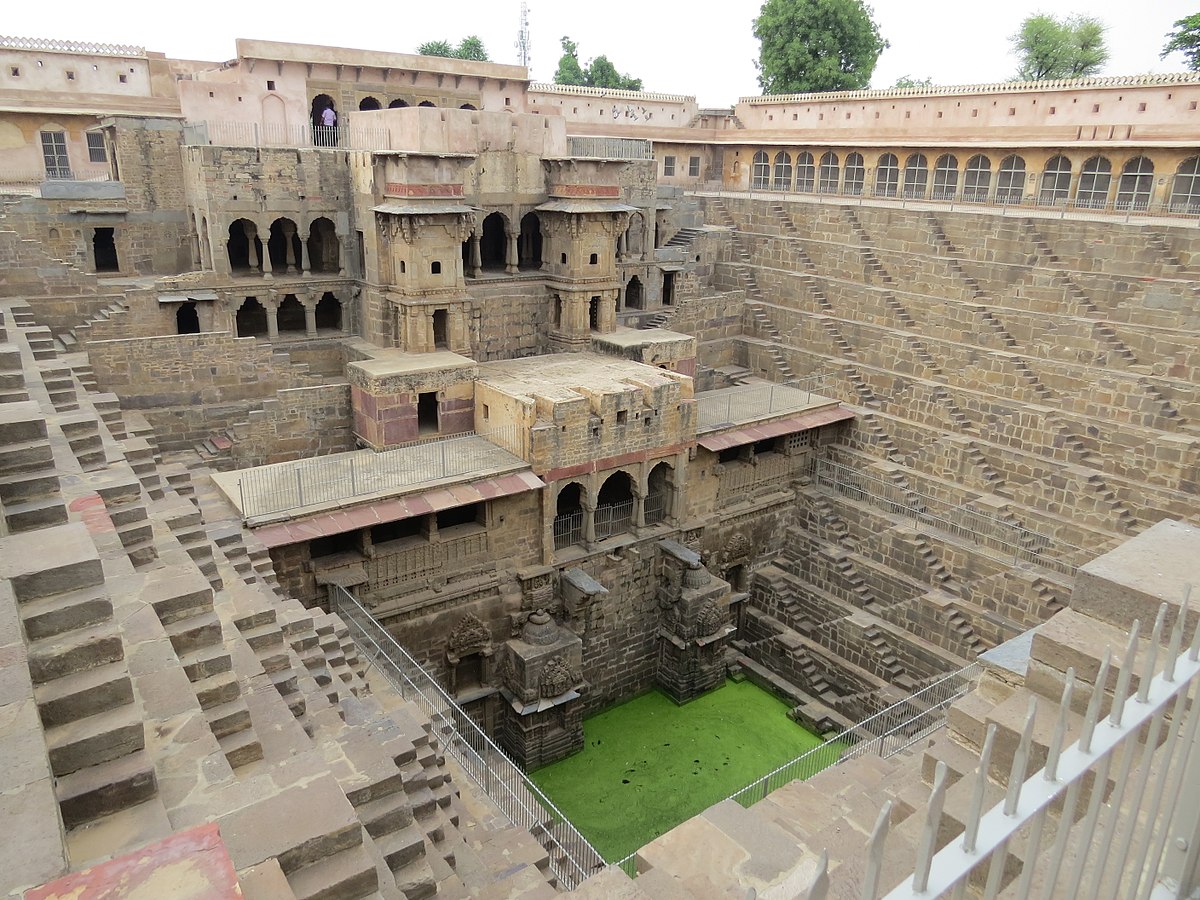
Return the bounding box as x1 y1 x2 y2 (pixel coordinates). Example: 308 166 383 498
891 74 933 89
1162 13 1200 71
417 40 454 58
753 0 887 94
554 37 587 86
416 36 490 62
554 37 643 90
1010 14 1108 81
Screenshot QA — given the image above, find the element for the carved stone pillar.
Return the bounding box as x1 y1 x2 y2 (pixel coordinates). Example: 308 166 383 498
300 233 311 275
282 221 298 273
505 229 518 275
581 497 596 546
303 292 318 337
243 221 260 272
469 233 482 278
265 293 279 339
336 232 346 276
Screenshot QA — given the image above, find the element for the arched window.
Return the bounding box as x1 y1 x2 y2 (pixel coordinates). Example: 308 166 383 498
818 152 839 193
1076 156 1112 208
388 98 409 109
903 153 929 198
595 472 635 540
553 483 586 550
645 462 674 524
277 295 306 333
315 292 342 330
1169 157 1200 213
267 217 301 274
176 302 200 335
358 97 381 111
795 151 816 192
1039 155 1072 206
751 151 770 189
235 297 268 337
963 155 992 202
226 219 262 273
995 155 1026 204
518 212 542 269
306 217 340 273
932 154 958 200
843 153 866 196
480 212 508 269
625 275 644 309
418 100 436 108
1116 156 1154 210
875 153 899 197
772 152 792 191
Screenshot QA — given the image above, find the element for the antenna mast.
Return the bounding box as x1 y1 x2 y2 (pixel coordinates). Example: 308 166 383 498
515 2 531 70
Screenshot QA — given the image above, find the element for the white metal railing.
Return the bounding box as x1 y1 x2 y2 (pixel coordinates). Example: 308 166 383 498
612 663 979 876
695 187 1200 225
568 136 654 160
236 425 526 521
811 457 1085 577
696 374 832 430
812 592 1200 900
0 35 145 56
330 585 607 889
183 120 394 151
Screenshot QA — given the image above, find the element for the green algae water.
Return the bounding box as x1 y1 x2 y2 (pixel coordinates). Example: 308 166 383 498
529 679 840 862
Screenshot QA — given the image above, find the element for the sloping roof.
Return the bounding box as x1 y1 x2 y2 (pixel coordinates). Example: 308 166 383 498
698 406 854 452
372 201 476 215
534 198 639 214
253 470 545 548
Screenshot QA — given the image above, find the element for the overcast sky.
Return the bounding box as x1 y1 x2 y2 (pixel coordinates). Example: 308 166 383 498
6 1 1198 107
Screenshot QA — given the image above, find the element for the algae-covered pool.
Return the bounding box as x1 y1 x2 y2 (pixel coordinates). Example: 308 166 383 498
528 679 841 862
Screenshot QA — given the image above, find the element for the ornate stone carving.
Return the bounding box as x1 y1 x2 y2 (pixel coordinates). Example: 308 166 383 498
522 609 559 645
539 655 577 698
696 600 724 637
725 531 752 562
447 612 490 660
683 563 712 589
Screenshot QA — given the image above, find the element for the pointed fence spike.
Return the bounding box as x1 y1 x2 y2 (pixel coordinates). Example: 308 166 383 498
861 800 893 900
806 849 829 900
1165 586 1188 682
1111 619 1141 727
1138 604 1168 703
1045 667 1075 782
963 724 997 853
1081 648 1112 753
913 761 949 893
1185 584 1199 661
1004 696 1038 815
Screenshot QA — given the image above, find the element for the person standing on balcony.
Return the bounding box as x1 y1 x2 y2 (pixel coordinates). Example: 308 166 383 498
318 103 337 146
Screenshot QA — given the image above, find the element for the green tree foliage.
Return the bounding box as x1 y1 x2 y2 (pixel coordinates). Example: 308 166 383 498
416 36 490 62
553 37 643 90
753 0 887 94
1010 14 1108 81
891 74 933 89
1162 13 1200 71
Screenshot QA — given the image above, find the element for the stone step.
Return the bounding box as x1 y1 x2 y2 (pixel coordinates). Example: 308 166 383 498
204 696 253 739
142 570 214 625
178 644 233 682
3 524 104 602
20 583 112 642
28 620 124 684
286 842 379 900
45 701 144 777
355 790 416 840
55 748 157 829
219 725 265 769
163 610 224 656
34 658 132 728
195 669 243 710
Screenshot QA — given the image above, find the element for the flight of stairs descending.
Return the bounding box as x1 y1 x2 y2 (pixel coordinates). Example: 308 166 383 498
0 401 68 533
59 299 129 351
663 226 703 249
5 523 158 829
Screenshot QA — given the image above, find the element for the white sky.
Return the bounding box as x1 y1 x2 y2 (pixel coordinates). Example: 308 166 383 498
5 0 1198 107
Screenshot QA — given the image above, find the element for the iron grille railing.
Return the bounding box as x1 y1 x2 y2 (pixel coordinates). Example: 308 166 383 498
329 585 607 889
644 493 667 525
183 120 394 151
594 499 634 540
810 457 1085 577
552 510 584 550
568 136 654 160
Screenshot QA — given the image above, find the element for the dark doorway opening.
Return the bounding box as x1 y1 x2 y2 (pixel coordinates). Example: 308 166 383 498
93 227 118 272
307 217 339 273
518 212 542 269
388 99 409 109
589 296 600 330
480 212 507 270
417 391 438 434
662 271 676 306
315 292 342 330
227 219 261 273
432 309 449 349
625 275 644 310
268 218 301 273
418 100 436 108
359 97 382 111
553 482 585 549
235 297 269 337
176 302 200 335
277 295 306 333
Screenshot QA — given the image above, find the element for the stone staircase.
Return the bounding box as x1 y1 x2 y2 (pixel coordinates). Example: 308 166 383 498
0 400 68 533
57 299 129 352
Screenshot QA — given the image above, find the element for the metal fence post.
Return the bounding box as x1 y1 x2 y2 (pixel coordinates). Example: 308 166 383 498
295 467 304 506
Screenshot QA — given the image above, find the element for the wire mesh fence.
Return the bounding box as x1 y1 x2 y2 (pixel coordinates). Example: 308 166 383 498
330 586 607 890
237 426 525 520
696 374 832 430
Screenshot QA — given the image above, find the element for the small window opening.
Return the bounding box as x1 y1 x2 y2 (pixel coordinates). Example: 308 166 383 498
616 410 628 426
431 260 441 274
176 302 200 335
589 296 600 330
371 517 422 546
118 73 127 83
66 70 75 81
560 252 567 264
267 80 276 91
437 503 483 530
310 532 359 559
432 308 449 349
589 252 598 265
